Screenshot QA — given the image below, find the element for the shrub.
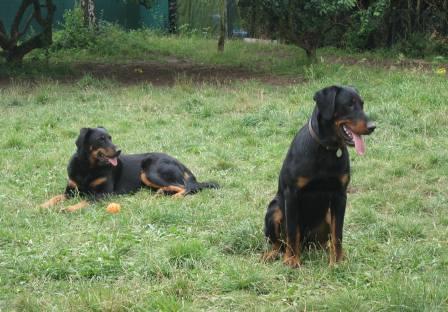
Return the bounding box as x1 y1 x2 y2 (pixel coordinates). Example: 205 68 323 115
53 7 96 50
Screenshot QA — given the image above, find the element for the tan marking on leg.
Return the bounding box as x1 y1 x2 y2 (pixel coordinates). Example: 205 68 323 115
89 177 107 188
325 208 331 224
296 176 310 189
272 208 283 224
141 172 186 197
283 230 301 268
63 200 89 213
41 194 67 208
329 213 343 266
160 185 186 197
263 207 283 262
262 241 281 262
160 185 184 193
272 207 283 238
339 174 350 187
173 189 187 198
156 189 166 195
140 172 162 190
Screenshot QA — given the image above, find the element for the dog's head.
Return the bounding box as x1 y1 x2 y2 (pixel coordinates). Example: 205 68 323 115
75 127 121 167
314 86 376 155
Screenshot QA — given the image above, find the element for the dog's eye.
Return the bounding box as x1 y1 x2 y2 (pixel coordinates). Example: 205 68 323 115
99 136 106 141
108 136 112 140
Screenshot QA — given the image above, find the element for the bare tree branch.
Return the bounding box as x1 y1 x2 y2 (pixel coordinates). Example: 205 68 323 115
2 0 55 63
18 11 35 38
11 0 33 38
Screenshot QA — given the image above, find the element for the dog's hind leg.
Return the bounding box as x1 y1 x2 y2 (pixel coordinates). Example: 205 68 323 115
329 193 346 265
262 195 284 262
283 189 302 268
140 171 186 198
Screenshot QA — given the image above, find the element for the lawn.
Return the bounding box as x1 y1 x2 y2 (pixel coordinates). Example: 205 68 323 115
1 35 447 311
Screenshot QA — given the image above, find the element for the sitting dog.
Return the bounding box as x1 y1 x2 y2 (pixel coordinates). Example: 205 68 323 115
263 86 375 267
41 127 219 212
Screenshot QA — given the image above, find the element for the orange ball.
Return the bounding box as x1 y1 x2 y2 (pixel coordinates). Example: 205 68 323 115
106 202 121 214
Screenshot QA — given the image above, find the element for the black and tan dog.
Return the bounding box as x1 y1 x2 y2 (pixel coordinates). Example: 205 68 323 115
42 127 218 212
263 86 375 267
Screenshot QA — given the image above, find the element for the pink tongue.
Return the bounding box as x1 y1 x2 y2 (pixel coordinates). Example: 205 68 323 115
108 157 118 166
351 132 365 155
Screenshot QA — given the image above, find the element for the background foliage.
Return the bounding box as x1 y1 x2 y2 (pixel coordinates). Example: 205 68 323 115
239 0 448 57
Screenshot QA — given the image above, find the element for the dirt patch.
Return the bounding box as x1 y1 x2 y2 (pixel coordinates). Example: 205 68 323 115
73 60 302 86
323 55 448 72
2 55 445 87
0 59 302 87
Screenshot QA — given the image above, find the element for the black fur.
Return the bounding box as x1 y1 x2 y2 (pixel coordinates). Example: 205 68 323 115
263 86 375 267
42 127 219 211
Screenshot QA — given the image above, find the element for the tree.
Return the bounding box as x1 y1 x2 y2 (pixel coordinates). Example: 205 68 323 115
349 0 448 55
80 0 96 29
0 0 55 64
168 0 177 34
218 0 228 52
240 0 356 61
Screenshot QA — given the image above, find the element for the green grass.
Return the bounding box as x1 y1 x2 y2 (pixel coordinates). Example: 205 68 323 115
1 35 448 311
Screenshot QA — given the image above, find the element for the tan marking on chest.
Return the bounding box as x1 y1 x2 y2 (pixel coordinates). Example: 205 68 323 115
297 176 310 189
89 177 107 188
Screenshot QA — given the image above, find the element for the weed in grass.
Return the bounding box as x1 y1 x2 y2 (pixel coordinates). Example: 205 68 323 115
35 93 50 105
8 99 23 107
218 220 265 255
145 295 185 312
3 136 25 149
167 239 207 269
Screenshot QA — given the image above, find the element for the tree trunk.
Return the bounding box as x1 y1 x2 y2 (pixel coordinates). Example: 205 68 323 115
80 0 96 30
168 0 177 34
217 0 227 52
305 47 317 62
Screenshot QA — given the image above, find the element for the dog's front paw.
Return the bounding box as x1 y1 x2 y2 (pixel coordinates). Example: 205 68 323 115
329 250 344 266
262 250 280 262
283 256 301 268
156 189 166 196
61 201 89 213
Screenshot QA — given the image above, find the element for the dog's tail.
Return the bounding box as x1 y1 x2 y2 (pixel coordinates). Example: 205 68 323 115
185 177 220 195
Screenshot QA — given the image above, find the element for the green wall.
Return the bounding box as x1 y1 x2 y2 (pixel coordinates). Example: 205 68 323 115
0 0 168 32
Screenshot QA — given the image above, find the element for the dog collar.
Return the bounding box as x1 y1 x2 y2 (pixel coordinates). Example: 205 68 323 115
308 119 343 154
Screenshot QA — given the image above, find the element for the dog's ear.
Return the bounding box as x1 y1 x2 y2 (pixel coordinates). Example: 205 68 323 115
313 86 340 120
75 128 92 152
347 85 359 94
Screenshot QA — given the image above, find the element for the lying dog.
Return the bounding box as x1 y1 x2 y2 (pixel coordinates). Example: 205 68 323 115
263 86 375 267
42 127 219 212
